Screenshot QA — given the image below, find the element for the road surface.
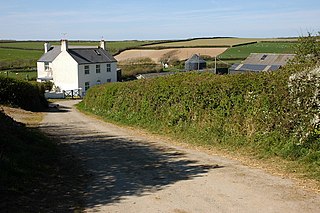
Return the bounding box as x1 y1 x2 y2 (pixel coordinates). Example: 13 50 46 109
40 100 320 213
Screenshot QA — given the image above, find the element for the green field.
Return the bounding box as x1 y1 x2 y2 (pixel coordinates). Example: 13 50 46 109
0 40 158 71
145 37 298 48
219 42 297 60
0 48 42 60
0 38 298 74
0 40 159 54
0 70 37 80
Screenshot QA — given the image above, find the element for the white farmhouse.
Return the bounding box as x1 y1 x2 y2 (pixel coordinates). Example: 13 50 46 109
37 39 117 95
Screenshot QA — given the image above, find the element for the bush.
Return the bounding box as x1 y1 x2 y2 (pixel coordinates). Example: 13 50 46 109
118 57 162 78
0 77 47 111
79 34 320 180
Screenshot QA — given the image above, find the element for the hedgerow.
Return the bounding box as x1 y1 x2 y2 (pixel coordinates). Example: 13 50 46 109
79 34 320 180
0 77 47 111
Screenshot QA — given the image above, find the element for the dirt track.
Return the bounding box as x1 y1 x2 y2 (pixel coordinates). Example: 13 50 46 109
40 100 320 213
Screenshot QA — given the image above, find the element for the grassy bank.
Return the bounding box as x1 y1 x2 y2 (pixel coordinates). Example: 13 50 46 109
0 109 85 212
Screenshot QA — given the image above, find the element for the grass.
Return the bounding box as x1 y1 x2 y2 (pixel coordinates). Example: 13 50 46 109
0 70 37 81
145 38 257 48
0 48 42 60
144 37 298 48
0 40 158 71
0 108 85 212
219 42 297 60
0 40 159 54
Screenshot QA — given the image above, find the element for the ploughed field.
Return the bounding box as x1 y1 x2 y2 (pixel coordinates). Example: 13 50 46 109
115 48 228 62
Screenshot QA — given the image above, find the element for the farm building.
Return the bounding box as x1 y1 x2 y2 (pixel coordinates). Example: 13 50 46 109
37 39 117 95
185 54 207 71
229 53 295 74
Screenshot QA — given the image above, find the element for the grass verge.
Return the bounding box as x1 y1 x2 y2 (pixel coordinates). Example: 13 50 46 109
0 108 86 212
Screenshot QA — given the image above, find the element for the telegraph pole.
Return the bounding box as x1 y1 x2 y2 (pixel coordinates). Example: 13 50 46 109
215 56 217 74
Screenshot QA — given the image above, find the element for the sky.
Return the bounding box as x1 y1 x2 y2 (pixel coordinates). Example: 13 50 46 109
0 0 319 40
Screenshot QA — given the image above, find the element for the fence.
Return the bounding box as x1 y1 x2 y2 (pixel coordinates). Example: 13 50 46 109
63 89 82 99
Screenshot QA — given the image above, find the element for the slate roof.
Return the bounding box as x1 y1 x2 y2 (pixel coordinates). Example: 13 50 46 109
68 48 117 64
38 46 61 62
37 46 117 64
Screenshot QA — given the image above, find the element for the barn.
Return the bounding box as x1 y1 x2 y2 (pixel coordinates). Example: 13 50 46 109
229 53 295 74
185 54 207 71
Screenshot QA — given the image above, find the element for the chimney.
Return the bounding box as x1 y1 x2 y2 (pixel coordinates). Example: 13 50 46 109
44 43 51 53
61 39 68 51
100 39 106 50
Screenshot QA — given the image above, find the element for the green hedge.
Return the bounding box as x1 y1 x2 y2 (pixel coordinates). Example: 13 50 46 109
0 77 47 111
79 34 320 180
79 63 319 176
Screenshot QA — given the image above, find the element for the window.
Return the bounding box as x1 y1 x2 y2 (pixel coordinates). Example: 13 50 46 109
85 82 90 91
84 65 90 74
96 64 101 73
97 80 101 85
44 62 49 71
107 64 111 72
260 55 267 60
107 78 111 83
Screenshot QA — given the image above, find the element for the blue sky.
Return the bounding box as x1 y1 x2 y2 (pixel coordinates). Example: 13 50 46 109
0 0 319 40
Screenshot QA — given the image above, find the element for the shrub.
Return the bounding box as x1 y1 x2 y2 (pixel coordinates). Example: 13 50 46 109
79 34 320 180
0 77 47 111
118 57 162 78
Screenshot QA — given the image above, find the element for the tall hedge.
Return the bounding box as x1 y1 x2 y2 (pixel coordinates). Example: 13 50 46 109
0 77 47 111
79 35 320 180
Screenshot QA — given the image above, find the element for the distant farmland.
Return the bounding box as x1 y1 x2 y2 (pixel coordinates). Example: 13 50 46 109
0 40 158 55
0 40 159 71
219 42 297 60
115 48 228 62
0 38 298 75
144 37 298 48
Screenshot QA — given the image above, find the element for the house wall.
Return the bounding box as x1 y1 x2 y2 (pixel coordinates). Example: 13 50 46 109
37 62 46 79
78 62 117 94
37 62 53 80
51 51 79 91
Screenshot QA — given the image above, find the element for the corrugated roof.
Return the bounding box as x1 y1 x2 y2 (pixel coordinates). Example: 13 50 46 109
243 53 295 66
37 46 117 64
185 54 206 63
230 53 295 73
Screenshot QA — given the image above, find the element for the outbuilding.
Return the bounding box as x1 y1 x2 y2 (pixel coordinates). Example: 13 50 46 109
185 54 207 71
229 53 295 74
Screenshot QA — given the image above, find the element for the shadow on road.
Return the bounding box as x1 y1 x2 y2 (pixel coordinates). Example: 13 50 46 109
42 120 222 209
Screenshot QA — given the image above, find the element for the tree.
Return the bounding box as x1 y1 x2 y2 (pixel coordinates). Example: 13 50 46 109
295 32 320 64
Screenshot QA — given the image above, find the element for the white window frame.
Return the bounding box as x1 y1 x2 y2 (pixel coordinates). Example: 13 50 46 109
96 64 101 73
106 63 111 72
107 78 111 82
